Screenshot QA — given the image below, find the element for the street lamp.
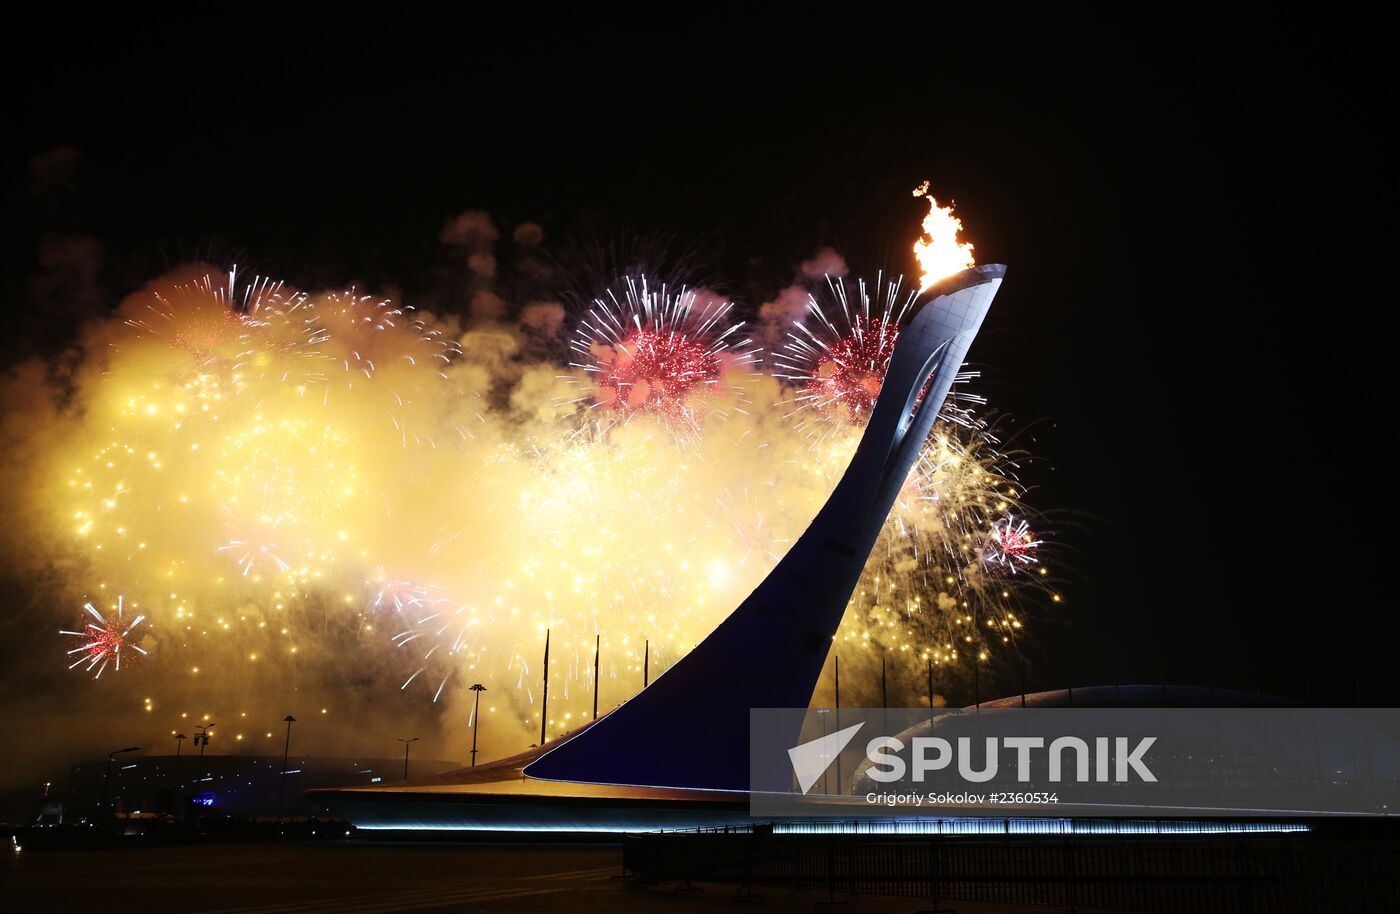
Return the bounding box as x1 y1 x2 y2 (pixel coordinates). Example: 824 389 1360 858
469 684 487 768
396 737 419 779
101 746 140 815
279 715 297 815
172 733 188 792
193 724 215 779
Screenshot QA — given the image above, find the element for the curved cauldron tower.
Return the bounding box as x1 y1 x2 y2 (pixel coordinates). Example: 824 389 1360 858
526 265 1006 791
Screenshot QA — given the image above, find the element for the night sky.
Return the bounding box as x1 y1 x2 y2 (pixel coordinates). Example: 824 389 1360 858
3 26 1373 714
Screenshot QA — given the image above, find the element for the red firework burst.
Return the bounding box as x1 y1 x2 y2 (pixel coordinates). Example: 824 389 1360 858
372 576 442 615
61 596 148 678
124 271 260 363
984 517 1042 573
569 276 757 432
776 274 983 434
593 327 718 412
803 316 899 419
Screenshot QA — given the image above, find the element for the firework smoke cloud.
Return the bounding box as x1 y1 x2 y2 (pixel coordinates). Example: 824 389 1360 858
0 190 1056 766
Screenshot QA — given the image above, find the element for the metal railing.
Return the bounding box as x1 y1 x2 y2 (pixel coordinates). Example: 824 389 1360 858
623 821 1399 912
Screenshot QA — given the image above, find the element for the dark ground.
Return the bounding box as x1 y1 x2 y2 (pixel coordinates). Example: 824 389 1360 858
4 841 1129 914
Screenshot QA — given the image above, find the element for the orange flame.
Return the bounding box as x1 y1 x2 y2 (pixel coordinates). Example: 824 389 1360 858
912 180 975 290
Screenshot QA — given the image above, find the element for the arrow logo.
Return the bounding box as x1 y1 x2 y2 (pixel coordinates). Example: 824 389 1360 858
787 722 864 795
